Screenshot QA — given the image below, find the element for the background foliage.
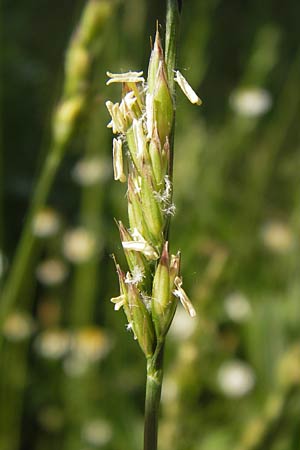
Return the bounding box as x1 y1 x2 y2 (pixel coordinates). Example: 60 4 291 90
1 1 300 449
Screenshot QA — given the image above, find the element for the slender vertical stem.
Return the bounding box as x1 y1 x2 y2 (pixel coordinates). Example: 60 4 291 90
164 0 181 241
165 0 181 97
0 144 64 330
143 4 182 449
144 345 165 450
0 0 4 258
0 0 115 335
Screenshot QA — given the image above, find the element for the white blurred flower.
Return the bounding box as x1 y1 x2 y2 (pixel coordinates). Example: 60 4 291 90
32 208 60 238
161 376 178 404
63 227 97 263
217 360 255 398
178 342 198 364
35 329 70 359
3 311 35 342
169 307 197 340
36 259 68 286
71 327 111 363
72 157 111 186
224 292 252 323
64 327 111 377
230 87 272 117
260 220 294 253
82 418 113 447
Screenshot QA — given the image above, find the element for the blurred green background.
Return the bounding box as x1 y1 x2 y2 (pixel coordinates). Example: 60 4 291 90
1 0 300 449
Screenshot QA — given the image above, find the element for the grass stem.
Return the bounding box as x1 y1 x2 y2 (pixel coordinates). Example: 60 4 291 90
0 0 115 336
144 345 165 450
0 143 64 331
143 4 181 448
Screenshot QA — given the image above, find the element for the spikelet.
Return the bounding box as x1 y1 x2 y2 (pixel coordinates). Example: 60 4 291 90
107 29 200 356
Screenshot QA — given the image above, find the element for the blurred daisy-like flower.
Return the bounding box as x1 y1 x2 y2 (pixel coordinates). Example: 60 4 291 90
230 87 272 117
169 307 197 340
72 157 111 186
64 327 112 376
63 227 97 263
36 259 68 286
161 375 179 404
82 418 113 447
217 360 255 398
32 207 61 238
260 220 294 253
71 326 111 362
34 329 70 359
3 311 35 342
277 345 300 388
224 291 252 323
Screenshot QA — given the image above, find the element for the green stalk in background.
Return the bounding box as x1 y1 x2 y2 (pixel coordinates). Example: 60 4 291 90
0 3 115 450
0 0 114 335
0 0 3 260
106 1 201 449
61 66 112 450
234 345 300 450
68 88 111 329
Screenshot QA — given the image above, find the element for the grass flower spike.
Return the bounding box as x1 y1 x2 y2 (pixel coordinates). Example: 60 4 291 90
106 29 198 352
106 17 201 450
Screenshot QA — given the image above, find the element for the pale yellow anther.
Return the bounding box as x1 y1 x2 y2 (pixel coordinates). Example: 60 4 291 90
174 70 202 105
173 276 196 317
111 295 126 311
119 92 136 123
112 103 126 133
132 119 147 159
105 101 126 134
113 138 126 183
106 71 145 85
122 241 159 260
